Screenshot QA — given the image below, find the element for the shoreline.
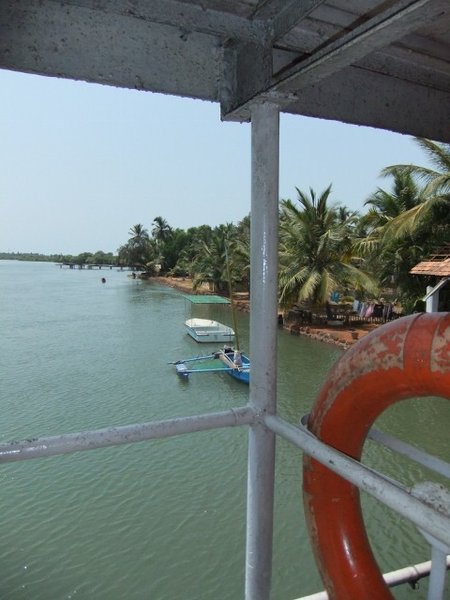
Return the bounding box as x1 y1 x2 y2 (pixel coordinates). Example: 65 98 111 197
153 276 374 350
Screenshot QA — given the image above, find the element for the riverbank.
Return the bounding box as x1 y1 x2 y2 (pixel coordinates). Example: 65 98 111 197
153 276 374 349
286 322 376 350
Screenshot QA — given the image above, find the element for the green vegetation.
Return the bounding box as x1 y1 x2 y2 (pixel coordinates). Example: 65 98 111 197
0 251 117 265
4 138 448 315
0 252 60 262
278 185 376 307
122 138 447 314
356 139 450 312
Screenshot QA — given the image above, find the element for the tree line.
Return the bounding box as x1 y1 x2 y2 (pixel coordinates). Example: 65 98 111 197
118 138 449 314
0 251 117 265
4 138 448 314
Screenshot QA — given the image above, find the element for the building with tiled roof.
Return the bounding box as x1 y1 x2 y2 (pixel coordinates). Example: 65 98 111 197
410 247 450 277
410 247 450 312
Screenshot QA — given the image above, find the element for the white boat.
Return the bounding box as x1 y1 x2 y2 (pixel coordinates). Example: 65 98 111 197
182 294 235 343
185 318 235 343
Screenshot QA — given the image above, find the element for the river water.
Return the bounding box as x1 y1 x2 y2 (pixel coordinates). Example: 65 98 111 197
0 260 448 599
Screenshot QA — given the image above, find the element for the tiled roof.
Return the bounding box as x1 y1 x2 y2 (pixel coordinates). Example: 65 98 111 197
410 259 450 276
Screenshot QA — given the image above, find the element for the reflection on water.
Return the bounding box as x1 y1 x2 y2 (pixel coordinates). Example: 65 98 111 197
0 261 447 599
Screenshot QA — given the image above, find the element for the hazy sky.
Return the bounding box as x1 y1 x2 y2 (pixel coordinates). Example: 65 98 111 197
1 69 432 255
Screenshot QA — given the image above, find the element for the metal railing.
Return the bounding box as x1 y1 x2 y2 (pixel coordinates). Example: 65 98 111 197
0 403 448 598
7 102 449 600
297 558 450 600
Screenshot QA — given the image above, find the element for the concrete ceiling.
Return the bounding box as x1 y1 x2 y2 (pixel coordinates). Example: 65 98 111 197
1 0 449 140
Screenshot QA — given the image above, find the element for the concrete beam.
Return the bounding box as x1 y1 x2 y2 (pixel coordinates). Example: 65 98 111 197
283 66 450 142
0 0 220 100
220 39 273 119
274 0 445 93
252 0 327 42
222 0 446 120
49 0 267 43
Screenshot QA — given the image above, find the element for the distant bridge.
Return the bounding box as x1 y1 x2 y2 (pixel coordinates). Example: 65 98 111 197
56 263 136 270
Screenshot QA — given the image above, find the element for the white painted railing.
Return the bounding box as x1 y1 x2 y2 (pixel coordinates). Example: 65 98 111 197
5 100 449 600
0 405 448 598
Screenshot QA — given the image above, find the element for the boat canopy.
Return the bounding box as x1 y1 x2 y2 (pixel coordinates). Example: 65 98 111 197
182 295 230 305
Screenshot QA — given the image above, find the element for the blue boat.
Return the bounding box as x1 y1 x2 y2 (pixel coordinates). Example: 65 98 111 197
172 346 250 385
220 347 250 384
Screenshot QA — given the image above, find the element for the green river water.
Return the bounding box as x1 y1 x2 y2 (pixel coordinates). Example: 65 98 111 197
0 260 448 599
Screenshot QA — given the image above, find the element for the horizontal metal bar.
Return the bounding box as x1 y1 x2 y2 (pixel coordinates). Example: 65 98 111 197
181 367 235 374
0 406 255 463
168 354 217 364
368 428 450 479
301 413 450 480
264 415 450 549
295 557 450 600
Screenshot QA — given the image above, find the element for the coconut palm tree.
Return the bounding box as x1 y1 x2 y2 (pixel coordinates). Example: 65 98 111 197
363 169 422 227
228 215 251 293
190 224 237 293
355 168 423 254
119 223 154 268
381 138 450 236
357 147 450 310
152 216 173 243
150 217 177 273
278 186 376 307
128 223 149 241
171 225 214 278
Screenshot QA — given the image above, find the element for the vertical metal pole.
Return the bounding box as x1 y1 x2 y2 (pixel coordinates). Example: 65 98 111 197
427 547 448 600
245 102 280 600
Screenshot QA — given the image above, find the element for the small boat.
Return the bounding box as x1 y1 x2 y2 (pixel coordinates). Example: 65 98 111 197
178 261 249 381
220 347 250 384
182 295 234 343
185 318 235 343
171 347 250 385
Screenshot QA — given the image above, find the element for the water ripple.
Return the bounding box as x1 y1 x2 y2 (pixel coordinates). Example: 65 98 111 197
0 262 443 600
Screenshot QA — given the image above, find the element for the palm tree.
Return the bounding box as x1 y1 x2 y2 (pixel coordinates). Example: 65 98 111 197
278 186 375 307
172 225 214 278
362 169 421 289
228 215 251 293
150 217 175 273
128 223 149 241
381 138 450 236
357 144 450 311
119 223 153 268
152 216 173 243
363 168 422 228
356 168 423 255
191 224 237 293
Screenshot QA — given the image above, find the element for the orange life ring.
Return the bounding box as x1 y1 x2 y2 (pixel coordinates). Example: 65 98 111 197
303 312 450 600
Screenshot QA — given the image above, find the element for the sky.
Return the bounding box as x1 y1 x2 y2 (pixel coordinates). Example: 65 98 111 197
0 69 433 256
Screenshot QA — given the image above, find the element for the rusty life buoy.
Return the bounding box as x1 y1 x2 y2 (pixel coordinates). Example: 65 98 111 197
303 312 450 599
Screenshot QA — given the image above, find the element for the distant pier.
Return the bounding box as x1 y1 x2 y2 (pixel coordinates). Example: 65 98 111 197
56 263 136 271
